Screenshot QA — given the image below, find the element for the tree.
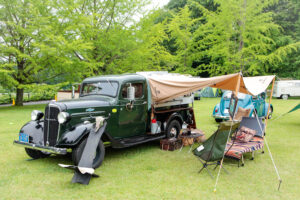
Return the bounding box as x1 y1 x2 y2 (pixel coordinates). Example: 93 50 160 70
112 10 176 73
0 0 91 105
191 0 300 76
56 0 151 75
267 0 300 79
167 6 197 74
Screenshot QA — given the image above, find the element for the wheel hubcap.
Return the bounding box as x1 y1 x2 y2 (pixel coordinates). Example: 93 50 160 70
170 127 177 138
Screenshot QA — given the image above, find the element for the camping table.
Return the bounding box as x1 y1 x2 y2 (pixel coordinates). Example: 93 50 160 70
179 133 203 153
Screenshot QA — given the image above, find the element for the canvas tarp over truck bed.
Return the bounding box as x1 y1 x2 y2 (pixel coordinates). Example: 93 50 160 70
141 73 275 103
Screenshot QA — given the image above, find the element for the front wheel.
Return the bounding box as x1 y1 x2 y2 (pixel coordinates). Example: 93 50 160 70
72 138 105 169
166 120 181 139
25 148 51 159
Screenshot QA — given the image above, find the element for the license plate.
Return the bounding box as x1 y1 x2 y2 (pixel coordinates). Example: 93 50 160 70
224 109 229 114
19 133 29 143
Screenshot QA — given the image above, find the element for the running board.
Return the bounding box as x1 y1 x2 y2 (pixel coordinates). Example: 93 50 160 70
115 134 166 148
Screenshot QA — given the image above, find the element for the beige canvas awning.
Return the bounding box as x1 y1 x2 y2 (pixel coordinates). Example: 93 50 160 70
243 75 275 96
141 73 275 103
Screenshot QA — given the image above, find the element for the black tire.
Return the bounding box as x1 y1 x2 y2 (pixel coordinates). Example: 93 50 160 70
166 120 181 139
215 118 222 123
72 138 105 169
281 94 288 100
267 107 273 119
25 148 50 159
251 110 257 118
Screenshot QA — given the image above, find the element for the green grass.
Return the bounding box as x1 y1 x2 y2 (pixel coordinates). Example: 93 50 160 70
0 98 299 199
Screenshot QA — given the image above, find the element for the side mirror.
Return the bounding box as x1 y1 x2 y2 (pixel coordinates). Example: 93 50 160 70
261 92 266 99
127 84 135 101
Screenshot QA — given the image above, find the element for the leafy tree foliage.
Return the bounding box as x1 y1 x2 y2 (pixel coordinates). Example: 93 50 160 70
267 0 300 79
0 0 91 105
162 0 300 77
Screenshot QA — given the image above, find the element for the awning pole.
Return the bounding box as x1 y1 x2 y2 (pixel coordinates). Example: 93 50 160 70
264 77 275 130
214 73 242 193
235 73 241 95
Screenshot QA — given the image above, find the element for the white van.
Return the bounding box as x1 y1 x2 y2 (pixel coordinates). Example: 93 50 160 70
273 80 300 100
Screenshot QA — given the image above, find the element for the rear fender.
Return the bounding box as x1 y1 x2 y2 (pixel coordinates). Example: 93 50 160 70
165 112 184 130
264 104 273 116
213 104 220 115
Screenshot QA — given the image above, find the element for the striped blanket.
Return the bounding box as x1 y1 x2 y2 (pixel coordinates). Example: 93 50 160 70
225 136 264 160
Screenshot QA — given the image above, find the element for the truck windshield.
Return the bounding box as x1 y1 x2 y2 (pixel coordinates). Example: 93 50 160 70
81 81 119 97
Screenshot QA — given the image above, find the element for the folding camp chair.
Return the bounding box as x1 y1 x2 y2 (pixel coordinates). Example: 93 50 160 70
193 121 240 178
225 117 265 166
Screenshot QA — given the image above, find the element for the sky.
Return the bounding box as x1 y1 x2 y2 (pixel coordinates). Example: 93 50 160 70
149 0 170 9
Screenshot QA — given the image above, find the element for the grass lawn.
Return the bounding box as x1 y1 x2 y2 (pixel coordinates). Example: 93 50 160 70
0 98 299 199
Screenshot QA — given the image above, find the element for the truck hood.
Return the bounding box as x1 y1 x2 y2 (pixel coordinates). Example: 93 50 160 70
53 96 114 110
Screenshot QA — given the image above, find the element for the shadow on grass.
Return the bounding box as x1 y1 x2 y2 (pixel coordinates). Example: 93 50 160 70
26 140 162 166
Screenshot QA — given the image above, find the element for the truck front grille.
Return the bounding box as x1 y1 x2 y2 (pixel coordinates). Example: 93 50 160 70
44 105 60 146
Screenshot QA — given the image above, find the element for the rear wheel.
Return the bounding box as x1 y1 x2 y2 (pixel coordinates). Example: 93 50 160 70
25 148 50 159
281 94 288 100
72 138 105 169
251 110 257 118
215 118 222 123
166 120 181 139
267 107 273 119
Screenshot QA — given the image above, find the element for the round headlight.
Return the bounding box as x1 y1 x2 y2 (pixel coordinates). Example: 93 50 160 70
57 112 70 124
31 110 44 121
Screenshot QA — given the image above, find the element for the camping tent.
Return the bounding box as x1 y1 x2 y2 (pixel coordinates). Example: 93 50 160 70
200 87 222 98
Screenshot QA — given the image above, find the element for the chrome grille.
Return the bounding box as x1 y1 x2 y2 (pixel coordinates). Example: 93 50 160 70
44 105 60 146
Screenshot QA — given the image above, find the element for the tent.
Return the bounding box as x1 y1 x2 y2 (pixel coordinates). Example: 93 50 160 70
288 103 300 113
199 87 222 98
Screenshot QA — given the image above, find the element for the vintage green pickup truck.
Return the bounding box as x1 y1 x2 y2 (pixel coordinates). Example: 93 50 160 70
14 73 196 168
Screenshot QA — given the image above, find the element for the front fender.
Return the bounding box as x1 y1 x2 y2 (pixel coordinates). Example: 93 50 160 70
57 123 93 147
20 121 44 145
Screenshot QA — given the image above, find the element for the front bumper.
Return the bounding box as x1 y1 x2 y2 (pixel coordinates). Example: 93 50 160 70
13 140 67 155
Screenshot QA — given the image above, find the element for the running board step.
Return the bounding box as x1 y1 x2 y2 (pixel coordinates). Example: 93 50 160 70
116 134 166 148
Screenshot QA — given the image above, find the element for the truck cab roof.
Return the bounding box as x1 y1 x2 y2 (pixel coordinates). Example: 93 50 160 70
82 74 146 83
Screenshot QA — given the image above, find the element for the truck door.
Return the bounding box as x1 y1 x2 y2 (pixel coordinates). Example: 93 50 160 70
118 81 148 138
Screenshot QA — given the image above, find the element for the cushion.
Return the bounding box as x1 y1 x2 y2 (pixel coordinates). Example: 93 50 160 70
235 126 256 143
233 107 251 121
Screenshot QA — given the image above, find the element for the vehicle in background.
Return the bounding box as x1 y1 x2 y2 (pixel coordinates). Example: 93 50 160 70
194 90 201 100
212 91 273 122
273 80 300 100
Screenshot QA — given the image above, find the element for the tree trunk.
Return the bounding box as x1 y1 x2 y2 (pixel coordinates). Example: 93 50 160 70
16 88 24 106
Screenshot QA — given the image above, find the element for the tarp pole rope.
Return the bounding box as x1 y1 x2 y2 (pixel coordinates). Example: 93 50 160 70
253 109 282 191
262 78 282 190
213 73 242 193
